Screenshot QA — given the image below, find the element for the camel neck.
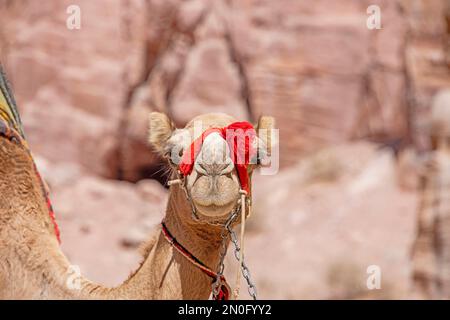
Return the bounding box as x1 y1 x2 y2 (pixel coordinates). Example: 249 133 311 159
1 138 229 299
164 186 225 268
0 138 83 299
101 185 227 299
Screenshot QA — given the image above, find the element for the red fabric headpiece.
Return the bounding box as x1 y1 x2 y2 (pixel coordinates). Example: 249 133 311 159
179 121 256 193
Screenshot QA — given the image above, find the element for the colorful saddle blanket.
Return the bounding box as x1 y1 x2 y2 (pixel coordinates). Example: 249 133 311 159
0 64 60 243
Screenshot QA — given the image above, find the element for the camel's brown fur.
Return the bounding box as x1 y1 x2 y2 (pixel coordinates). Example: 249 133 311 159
0 112 274 299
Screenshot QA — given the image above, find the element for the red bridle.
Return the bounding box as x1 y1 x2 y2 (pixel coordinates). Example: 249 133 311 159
161 222 230 300
178 121 257 193
162 121 258 300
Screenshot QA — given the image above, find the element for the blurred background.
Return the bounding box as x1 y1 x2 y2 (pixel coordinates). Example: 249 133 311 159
1 0 449 299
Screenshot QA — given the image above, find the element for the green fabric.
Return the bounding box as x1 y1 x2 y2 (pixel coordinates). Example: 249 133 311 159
0 87 15 123
0 63 25 138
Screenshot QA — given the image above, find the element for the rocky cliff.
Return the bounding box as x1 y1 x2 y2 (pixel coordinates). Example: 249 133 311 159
0 0 449 298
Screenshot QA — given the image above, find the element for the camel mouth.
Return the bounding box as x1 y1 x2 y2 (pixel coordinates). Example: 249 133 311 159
193 201 237 219
187 173 240 220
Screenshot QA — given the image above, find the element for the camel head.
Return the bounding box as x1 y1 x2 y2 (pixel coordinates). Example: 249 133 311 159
149 112 275 223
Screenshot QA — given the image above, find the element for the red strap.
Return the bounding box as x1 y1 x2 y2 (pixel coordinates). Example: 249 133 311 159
179 121 256 193
35 168 61 243
179 128 223 177
225 121 256 194
0 118 61 243
161 222 230 300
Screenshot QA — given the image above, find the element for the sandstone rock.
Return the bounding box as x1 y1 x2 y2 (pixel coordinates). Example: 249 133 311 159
120 102 161 182
356 70 408 140
20 86 118 178
0 0 448 299
403 0 450 150
118 39 189 181
34 155 83 190
243 142 417 299
400 0 448 37
397 147 421 190
171 38 248 125
52 174 166 286
373 0 408 70
1 0 449 173
225 0 400 167
177 0 210 34
430 89 450 137
0 0 156 178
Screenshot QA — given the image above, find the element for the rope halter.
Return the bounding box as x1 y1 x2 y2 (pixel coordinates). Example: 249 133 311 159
164 121 258 300
178 121 257 194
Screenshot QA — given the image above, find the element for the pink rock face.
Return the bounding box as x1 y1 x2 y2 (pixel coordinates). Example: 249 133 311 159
0 0 425 172
243 142 417 299
224 0 409 166
171 38 249 124
20 87 119 178
0 0 152 177
120 103 162 182
1 0 448 171
50 167 167 286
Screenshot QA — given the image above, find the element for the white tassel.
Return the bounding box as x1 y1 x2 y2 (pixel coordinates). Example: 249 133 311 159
233 189 248 300
167 179 182 186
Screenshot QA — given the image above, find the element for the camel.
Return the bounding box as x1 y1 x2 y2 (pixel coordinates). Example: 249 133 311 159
0 66 275 299
411 90 450 299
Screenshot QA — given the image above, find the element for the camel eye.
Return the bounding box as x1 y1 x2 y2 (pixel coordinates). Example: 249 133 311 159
165 144 186 167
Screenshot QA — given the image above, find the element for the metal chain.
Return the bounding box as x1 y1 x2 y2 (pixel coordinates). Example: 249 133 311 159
211 211 237 298
226 211 258 300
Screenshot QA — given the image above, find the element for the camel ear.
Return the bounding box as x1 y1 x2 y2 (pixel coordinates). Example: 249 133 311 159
148 112 175 154
255 116 276 157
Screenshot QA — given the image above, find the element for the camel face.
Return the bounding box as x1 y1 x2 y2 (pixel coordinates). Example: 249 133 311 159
149 112 275 221
185 114 242 218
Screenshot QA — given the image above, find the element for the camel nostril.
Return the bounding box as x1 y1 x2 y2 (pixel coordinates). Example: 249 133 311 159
195 163 208 176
